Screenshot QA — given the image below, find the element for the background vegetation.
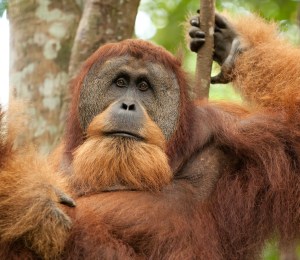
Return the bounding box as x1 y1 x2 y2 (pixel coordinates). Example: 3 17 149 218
139 0 300 104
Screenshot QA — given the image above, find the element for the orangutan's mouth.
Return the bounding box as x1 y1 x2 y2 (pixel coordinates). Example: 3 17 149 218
105 131 144 141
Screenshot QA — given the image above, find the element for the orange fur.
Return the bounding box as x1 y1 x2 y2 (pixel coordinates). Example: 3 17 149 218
63 26 300 258
225 12 300 258
229 14 300 113
63 183 218 259
70 108 172 196
63 101 300 259
0 107 74 259
3 13 300 260
230 14 279 48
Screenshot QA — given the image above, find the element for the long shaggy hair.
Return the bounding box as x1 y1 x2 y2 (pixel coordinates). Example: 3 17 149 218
70 111 172 196
0 106 73 260
226 14 300 114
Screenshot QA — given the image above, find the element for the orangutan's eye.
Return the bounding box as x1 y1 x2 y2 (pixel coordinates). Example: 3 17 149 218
116 78 127 88
138 81 149 91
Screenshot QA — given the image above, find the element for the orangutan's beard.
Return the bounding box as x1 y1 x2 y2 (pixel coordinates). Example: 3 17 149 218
70 136 172 196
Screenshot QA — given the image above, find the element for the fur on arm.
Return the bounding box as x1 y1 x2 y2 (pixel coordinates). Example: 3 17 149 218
0 107 75 259
229 15 300 112
183 101 300 258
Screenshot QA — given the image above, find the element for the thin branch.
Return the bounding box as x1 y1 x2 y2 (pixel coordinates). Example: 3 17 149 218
194 0 215 99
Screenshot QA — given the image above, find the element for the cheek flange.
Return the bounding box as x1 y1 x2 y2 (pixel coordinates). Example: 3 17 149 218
78 56 181 141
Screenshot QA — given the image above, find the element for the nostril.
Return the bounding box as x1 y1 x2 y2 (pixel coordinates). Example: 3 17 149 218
120 102 136 111
128 104 136 111
121 103 128 110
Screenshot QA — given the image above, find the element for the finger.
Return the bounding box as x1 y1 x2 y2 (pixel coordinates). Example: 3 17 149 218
215 13 228 29
214 27 223 33
211 73 221 84
211 73 230 84
190 16 200 27
59 194 76 207
190 39 205 53
189 27 205 38
55 188 76 207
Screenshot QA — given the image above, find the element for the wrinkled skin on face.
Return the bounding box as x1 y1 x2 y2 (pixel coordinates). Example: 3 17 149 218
79 56 181 140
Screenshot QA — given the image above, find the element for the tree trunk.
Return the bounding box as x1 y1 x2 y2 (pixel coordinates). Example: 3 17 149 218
63 0 140 129
8 0 140 154
8 0 81 154
194 0 215 99
68 0 140 79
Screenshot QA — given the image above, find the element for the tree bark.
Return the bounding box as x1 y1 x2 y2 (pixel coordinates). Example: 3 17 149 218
8 0 81 154
194 0 215 99
8 0 140 154
62 0 140 129
68 0 140 79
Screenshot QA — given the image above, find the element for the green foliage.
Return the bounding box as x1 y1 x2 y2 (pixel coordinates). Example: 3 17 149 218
139 0 300 103
0 0 7 17
216 0 299 22
138 0 196 52
216 0 300 45
262 241 280 260
209 83 241 102
140 0 300 53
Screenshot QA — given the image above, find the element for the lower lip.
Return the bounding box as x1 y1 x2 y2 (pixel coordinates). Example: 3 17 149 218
106 132 143 141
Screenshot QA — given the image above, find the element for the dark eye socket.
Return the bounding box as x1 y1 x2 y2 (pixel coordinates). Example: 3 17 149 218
138 81 149 91
116 77 127 88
